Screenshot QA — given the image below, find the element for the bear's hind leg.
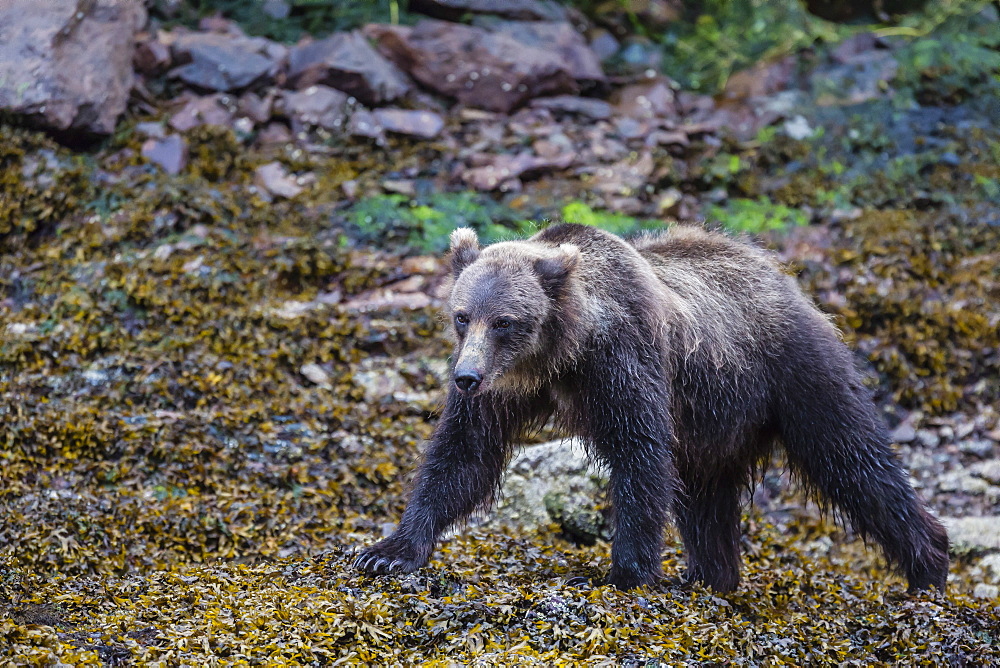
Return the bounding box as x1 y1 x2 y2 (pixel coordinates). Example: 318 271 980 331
674 471 744 593
778 354 949 592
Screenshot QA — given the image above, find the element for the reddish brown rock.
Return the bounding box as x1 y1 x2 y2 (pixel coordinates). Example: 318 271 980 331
134 35 172 76
288 31 412 106
0 0 147 135
367 19 603 113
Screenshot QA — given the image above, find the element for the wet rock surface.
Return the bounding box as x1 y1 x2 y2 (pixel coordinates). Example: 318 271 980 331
0 0 146 135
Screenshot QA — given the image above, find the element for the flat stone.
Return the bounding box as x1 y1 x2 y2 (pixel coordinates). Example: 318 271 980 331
410 0 570 21
0 0 147 135
282 85 349 132
254 162 305 199
530 95 613 120
141 135 188 175
373 108 444 139
462 151 574 190
971 459 1000 484
959 439 995 458
942 516 1000 553
169 94 233 132
288 31 412 106
169 31 280 92
613 78 677 120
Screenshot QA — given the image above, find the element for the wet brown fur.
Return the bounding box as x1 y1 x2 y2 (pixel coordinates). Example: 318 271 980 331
356 223 949 593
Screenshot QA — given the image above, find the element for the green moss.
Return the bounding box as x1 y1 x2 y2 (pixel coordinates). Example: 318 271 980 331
707 197 808 233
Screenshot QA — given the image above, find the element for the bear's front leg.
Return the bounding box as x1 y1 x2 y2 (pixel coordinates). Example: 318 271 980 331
574 345 679 590
355 391 539 576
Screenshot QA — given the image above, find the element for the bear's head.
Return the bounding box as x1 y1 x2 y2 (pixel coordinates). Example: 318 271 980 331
445 228 580 396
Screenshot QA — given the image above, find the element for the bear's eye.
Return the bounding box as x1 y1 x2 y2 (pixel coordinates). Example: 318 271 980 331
493 318 512 330
455 313 469 327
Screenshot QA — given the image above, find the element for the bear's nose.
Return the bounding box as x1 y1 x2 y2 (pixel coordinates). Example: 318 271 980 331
454 370 482 393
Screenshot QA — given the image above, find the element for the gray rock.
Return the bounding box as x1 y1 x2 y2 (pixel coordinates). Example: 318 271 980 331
973 583 999 599
288 31 412 106
970 459 1000 485
959 439 995 458
141 135 188 175
941 516 1000 553
0 0 146 135
491 438 606 530
169 32 281 92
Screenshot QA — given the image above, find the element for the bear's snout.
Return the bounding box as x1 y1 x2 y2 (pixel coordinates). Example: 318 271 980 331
454 369 482 394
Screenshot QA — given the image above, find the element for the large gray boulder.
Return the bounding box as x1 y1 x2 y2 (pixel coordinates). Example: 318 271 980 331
0 0 146 135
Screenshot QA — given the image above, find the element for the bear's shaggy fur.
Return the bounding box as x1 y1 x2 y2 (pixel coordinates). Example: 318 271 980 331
355 223 949 592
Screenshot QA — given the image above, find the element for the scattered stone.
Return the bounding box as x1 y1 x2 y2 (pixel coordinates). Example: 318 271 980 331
300 363 332 389
916 429 941 449
721 56 797 102
462 151 574 190
288 31 412 106
141 135 188 175
373 108 445 139
135 121 167 140
973 583 999 599
410 0 570 21
979 554 1000 580
970 460 1000 484
237 91 273 124
262 0 291 20
784 115 814 140
343 291 434 312
256 122 293 147
254 162 305 199
959 439 995 458
134 35 172 76
282 85 349 132
347 108 385 141
169 94 234 131
588 29 620 61
351 360 410 403
890 422 917 444
942 516 1000 553
0 0 147 135
368 19 602 113
531 95 613 120
169 31 281 92
613 78 677 120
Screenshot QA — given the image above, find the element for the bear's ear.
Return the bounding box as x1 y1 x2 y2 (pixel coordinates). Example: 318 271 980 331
449 227 480 276
533 243 579 296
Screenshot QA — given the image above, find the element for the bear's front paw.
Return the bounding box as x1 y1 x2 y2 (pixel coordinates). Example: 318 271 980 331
353 537 430 575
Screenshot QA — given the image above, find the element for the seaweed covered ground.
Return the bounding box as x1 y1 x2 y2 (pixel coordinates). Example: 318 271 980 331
3 5 1000 666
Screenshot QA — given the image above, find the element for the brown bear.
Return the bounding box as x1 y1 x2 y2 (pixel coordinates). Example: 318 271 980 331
355 223 949 593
